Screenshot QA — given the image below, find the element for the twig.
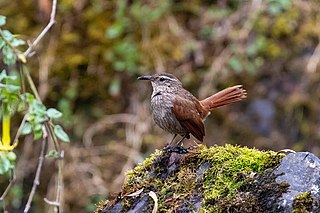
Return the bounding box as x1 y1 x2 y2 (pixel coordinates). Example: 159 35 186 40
20 2 63 211
0 169 16 201
24 66 60 152
55 158 64 213
18 62 26 95
23 0 57 58
24 67 42 102
307 36 320 73
43 156 63 213
149 191 158 213
23 138 47 213
10 114 28 148
43 198 60 207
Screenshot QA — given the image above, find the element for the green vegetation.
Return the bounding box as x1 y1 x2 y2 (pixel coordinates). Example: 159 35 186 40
99 144 285 212
0 11 69 212
292 192 314 213
0 15 69 175
198 145 281 202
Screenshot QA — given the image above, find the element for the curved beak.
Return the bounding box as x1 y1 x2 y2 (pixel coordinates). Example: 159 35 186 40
137 75 152 81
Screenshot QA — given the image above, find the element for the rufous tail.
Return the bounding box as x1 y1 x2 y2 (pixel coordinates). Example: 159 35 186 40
200 85 247 111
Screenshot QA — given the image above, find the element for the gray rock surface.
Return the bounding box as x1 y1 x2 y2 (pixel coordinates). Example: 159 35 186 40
274 152 320 212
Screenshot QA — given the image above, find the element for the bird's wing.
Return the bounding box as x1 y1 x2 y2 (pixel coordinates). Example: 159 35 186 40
172 94 205 141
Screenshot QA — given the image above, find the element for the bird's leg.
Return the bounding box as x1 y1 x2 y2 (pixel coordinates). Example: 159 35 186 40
176 133 189 146
169 134 178 145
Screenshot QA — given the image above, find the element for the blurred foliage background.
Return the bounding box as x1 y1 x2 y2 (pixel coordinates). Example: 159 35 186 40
1 0 320 212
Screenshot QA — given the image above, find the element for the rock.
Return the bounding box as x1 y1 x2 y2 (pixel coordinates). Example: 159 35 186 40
95 145 320 213
275 152 320 212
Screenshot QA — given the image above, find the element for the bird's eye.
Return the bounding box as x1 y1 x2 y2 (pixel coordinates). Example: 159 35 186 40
159 77 165 82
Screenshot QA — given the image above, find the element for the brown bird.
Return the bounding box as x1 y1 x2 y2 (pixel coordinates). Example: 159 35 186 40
138 73 247 145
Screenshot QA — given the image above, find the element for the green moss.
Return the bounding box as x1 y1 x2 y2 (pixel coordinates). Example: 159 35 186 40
98 144 285 212
94 200 107 213
207 170 289 212
198 144 281 202
292 191 313 213
124 149 162 191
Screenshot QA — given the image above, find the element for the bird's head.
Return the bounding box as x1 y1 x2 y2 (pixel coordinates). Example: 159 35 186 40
138 73 182 92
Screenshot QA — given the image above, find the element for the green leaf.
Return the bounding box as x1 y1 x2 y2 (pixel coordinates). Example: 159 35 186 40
0 39 5 49
32 101 47 114
46 150 60 158
2 45 16 65
6 84 20 92
0 15 6 26
11 38 25 47
34 123 43 131
0 154 11 174
1 30 13 41
26 114 35 122
21 122 32 135
54 125 70 143
0 69 7 81
33 129 43 140
47 108 63 119
6 151 16 161
17 100 26 112
6 74 18 81
22 93 35 103
34 115 47 124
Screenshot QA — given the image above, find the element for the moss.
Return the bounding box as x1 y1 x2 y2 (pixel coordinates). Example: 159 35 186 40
97 144 286 212
124 149 162 191
94 200 107 213
292 192 313 213
207 169 289 212
197 144 282 203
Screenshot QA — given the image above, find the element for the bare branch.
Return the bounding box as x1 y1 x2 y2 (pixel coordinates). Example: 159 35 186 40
44 198 60 207
54 157 64 213
0 170 16 201
307 37 320 73
23 0 57 58
12 114 28 146
23 138 47 213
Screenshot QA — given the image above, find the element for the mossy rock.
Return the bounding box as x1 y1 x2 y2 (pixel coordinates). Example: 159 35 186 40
95 145 319 212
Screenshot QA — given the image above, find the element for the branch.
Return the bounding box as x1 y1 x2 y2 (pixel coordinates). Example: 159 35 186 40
23 0 57 58
44 151 64 213
0 169 16 201
23 138 47 213
307 37 320 73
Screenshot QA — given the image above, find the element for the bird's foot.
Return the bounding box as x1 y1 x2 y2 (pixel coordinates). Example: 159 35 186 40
163 145 189 154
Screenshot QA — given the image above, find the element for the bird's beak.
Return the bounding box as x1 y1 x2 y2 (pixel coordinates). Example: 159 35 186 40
137 75 152 81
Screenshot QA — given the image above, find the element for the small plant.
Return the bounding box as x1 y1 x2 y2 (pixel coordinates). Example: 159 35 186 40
0 4 68 211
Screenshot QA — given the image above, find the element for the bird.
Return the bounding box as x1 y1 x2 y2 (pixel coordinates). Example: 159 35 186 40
138 73 247 145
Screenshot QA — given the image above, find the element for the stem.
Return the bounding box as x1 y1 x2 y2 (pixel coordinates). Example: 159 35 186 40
23 138 47 213
23 0 57 58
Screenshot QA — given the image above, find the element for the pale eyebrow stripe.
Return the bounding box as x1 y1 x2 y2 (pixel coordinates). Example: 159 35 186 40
161 75 177 81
